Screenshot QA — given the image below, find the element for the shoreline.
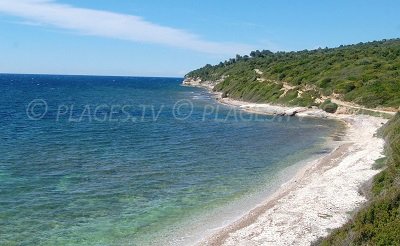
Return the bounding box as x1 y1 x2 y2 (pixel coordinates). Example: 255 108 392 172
182 80 388 245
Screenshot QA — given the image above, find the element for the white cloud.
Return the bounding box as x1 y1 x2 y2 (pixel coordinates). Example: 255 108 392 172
0 0 253 54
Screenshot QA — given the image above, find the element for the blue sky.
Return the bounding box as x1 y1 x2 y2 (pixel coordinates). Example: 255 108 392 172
0 0 399 77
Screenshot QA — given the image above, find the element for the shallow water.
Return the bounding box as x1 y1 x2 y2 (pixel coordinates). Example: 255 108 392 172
0 74 339 245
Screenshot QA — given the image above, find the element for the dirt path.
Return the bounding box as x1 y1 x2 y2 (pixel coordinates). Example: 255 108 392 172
330 98 397 115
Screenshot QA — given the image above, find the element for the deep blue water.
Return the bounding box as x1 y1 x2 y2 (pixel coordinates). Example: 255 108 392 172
0 74 340 245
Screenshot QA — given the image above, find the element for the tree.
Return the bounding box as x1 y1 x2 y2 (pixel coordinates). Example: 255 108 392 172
261 50 273 56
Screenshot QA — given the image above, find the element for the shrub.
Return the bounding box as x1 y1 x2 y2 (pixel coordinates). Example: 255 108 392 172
320 99 339 113
186 38 400 108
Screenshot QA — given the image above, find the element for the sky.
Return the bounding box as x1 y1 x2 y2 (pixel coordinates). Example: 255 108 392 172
0 0 399 77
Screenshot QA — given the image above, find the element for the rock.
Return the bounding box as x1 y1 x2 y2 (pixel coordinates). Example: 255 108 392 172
182 77 217 90
284 109 298 116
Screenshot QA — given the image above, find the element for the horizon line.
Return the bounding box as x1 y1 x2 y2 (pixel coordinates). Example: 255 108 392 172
0 72 185 79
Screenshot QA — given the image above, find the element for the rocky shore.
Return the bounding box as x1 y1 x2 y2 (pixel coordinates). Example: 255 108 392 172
182 77 388 246
201 114 386 246
183 77 331 118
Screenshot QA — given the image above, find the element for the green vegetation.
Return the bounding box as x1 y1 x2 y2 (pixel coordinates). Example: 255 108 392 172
315 113 400 246
186 38 400 244
186 39 400 109
320 99 339 113
353 109 394 119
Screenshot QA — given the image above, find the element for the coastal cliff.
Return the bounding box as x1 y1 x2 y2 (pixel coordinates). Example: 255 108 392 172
182 77 220 90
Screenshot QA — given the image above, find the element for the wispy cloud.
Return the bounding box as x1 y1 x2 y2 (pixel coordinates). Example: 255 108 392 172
0 0 253 54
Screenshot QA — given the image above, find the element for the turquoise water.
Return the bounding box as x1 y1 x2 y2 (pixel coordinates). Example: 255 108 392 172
0 74 339 245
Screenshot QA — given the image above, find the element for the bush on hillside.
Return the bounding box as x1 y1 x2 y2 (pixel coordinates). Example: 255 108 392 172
187 39 400 108
320 99 339 113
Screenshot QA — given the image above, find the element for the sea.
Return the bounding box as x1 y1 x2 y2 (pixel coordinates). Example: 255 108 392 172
0 74 342 245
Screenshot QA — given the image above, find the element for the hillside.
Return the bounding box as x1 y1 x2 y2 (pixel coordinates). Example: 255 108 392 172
186 39 400 245
185 39 400 111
